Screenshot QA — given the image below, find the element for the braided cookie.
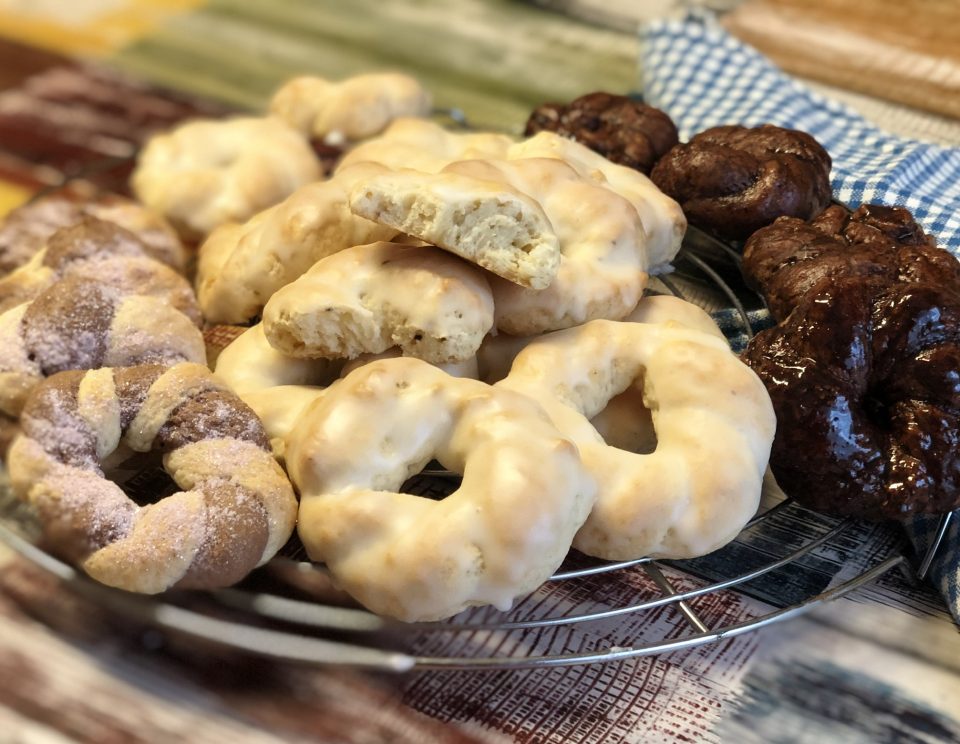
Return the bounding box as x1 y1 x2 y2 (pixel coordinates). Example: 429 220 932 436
196 162 397 324
6 363 298 592
337 117 513 174
348 170 559 288
270 73 431 143
0 277 204 416
0 217 200 321
262 241 494 363
214 323 478 456
285 357 594 621
498 319 775 560
507 132 686 272
0 194 185 277
132 116 321 239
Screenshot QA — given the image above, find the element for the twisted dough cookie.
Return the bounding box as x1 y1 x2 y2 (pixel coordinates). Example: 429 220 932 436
0 217 200 321
132 116 321 239
270 73 431 143
499 319 775 560
0 194 185 277
6 363 298 592
0 276 205 416
352 157 649 335
650 124 832 240
285 357 594 621
196 161 397 323
262 241 495 363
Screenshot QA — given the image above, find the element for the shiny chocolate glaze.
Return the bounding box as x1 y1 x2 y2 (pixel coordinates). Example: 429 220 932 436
742 278 960 521
524 92 679 175
650 124 832 240
743 204 960 321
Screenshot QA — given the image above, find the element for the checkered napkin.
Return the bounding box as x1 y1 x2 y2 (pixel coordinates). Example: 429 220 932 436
640 11 960 620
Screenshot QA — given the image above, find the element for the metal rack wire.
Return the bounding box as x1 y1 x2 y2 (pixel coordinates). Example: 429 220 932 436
0 225 952 672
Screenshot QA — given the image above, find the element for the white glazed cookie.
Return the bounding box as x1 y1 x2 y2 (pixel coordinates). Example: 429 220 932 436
285 357 595 621
262 241 494 363
508 132 686 272
498 319 775 561
337 117 513 173
349 169 560 288
269 73 431 143
196 161 397 324
443 157 649 335
132 116 321 239
215 323 478 457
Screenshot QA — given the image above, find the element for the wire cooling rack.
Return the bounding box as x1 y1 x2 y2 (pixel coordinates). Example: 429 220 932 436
0 222 953 672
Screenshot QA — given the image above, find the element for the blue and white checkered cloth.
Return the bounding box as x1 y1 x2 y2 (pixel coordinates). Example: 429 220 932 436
641 12 960 620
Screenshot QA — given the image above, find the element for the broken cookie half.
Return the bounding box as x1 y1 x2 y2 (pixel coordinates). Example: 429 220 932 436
348 169 560 289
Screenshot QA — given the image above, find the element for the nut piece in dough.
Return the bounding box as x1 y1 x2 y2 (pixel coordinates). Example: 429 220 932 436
349 170 560 289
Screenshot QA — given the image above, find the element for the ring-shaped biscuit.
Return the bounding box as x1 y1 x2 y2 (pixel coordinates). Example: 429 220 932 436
132 116 321 239
215 323 479 458
6 363 298 593
0 276 205 417
498 319 775 560
508 132 686 272
284 357 595 621
269 73 431 143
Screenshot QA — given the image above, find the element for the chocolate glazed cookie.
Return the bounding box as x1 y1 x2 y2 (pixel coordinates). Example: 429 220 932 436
743 204 960 321
525 92 679 174
743 278 960 521
651 124 831 240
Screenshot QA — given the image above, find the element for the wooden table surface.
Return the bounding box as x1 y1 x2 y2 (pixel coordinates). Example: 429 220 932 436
0 2 958 742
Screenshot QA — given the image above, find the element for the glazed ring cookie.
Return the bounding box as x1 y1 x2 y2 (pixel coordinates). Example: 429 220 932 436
0 194 186 277
196 161 397 324
0 217 200 322
285 357 594 621
214 323 478 456
498 319 775 560
262 241 495 363
508 132 686 273
6 363 298 593
132 116 322 239
0 276 205 416
445 158 649 334
269 73 431 143
337 117 514 174
476 294 725 384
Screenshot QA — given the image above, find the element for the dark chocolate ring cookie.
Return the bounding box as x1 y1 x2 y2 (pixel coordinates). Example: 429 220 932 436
524 92 679 175
650 124 832 240
742 203 960 321
742 277 960 521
